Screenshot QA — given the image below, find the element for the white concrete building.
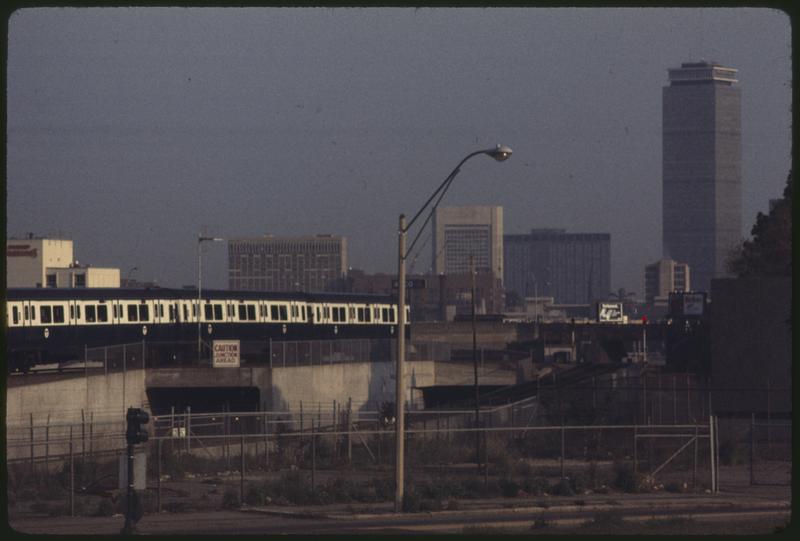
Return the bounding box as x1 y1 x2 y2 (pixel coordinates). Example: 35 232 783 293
432 206 504 283
6 236 120 288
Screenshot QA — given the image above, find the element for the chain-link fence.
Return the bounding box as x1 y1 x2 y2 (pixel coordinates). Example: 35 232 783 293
8 402 723 519
715 416 792 488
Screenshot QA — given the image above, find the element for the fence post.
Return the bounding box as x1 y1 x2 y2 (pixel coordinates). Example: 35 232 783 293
157 438 162 513
484 416 490 487
264 412 269 471
29 413 34 474
240 432 245 506
89 412 94 462
709 415 716 494
170 406 175 456
714 415 720 493
45 414 50 471
186 406 192 452
347 398 352 465
750 413 755 486
82 409 86 462
69 426 74 517
693 423 698 490
311 419 316 490
299 401 304 435
633 424 638 474
560 423 565 481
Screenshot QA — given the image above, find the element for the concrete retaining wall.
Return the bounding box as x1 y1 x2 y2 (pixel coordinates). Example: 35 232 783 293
6 370 148 428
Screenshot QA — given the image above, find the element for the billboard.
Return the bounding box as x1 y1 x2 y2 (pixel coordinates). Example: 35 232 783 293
597 302 624 323
682 293 706 316
212 340 240 368
668 291 707 317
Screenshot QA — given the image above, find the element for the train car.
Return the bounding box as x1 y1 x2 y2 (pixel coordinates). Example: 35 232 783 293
5 287 408 373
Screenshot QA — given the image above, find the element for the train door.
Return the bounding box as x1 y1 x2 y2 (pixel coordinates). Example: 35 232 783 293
21 300 33 328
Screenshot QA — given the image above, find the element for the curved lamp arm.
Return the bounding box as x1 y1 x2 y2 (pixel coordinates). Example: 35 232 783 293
402 145 512 259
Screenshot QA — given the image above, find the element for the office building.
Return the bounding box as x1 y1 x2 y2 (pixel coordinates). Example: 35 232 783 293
504 229 611 305
6 235 120 288
228 235 347 292
645 258 691 305
432 206 503 282
663 61 741 292
340 269 504 321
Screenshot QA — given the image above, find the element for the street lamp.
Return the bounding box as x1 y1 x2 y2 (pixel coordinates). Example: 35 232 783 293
395 144 512 512
198 235 223 361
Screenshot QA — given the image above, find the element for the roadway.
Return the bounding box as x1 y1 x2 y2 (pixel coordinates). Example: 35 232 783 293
10 490 790 535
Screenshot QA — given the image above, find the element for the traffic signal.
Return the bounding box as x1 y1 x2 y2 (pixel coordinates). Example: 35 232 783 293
126 407 150 445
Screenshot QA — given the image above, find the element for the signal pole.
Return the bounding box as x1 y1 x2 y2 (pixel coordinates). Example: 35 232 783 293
122 407 150 535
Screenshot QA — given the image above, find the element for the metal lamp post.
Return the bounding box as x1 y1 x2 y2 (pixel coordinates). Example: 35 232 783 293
197 235 223 361
394 144 512 512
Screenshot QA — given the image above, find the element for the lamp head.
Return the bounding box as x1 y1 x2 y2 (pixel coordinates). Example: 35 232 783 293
486 144 513 162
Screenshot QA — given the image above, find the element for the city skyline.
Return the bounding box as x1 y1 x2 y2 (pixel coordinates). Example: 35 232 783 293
6 8 791 296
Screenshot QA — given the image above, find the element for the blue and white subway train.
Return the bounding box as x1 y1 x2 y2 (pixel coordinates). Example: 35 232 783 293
5 287 408 373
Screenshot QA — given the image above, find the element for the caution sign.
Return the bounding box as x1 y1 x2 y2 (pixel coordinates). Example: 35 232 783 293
213 340 240 368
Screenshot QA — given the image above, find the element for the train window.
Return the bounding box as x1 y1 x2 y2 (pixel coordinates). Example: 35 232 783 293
158 304 164 318
291 305 297 318
349 307 355 320
41 306 52 324
77 305 81 319
374 307 379 320
357 307 364 322
24 306 29 320
139 305 149 321
70 305 75 319
86 305 96 322
365 307 371 322
381 308 388 322
391 307 396 323
98 305 108 322
316 307 321 321
238 305 246 320
339 307 346 321
270 305 279 320
53 305 65 323
214 305 223 320
279 306 288 321
128 305 138 322
204 304 213 320
32 306 36 320
332 308 340 322
307 306 314 322
184 305 189 320
247 305 256 320
12 306 19 324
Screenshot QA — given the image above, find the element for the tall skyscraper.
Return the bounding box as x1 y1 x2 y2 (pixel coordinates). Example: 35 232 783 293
662 61 742 292
504 229 611 305
432 206 504 282
228 235 347 292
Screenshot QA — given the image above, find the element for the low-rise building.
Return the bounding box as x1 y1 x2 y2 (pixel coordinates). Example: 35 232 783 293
6 235 120 288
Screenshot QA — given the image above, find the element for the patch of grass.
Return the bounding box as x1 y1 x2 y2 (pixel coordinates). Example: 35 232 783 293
645 516 695 527
463 524 514 534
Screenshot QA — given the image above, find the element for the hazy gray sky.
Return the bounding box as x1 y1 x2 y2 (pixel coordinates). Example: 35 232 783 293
7 7 792 295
